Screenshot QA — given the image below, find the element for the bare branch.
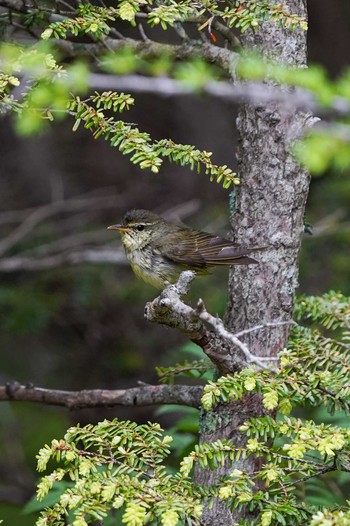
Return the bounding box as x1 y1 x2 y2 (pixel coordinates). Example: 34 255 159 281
196 299 280 370
309 209 350 238
87 73 311 108
0 195 199 229
85 73 350 120
1 0 347 118
144 271 282 374
20 230 112 257
0 198 202 273
234 320 296 338
56 38 237 75
0 248 128 272
137 22 150 43
173 22 190 41
0 382 203 408
145 271 237 374
0 191 122 256
0 0 74 21
0 188 119 225
211 18 240 47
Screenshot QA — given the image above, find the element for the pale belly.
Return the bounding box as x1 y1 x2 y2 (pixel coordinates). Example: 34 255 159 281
126 247 179 289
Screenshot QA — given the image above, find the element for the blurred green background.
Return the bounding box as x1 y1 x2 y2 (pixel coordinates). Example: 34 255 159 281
0 0 350 523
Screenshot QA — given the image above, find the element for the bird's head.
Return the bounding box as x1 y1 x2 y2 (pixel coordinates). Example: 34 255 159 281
107 209 163 251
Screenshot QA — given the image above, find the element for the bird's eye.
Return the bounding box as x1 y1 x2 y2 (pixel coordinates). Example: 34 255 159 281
136 224 144 231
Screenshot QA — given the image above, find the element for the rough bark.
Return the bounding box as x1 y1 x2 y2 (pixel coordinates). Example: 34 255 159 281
0 382 203 408
195 2 311 524
144 272 276 374
226 1 310 352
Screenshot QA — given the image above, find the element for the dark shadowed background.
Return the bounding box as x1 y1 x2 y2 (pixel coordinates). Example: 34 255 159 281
0 0 350 522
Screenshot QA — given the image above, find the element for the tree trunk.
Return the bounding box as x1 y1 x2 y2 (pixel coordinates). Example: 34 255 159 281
226 0 310 351
195 1 311 524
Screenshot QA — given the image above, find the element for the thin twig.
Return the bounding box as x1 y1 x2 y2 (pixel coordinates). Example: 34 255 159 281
234 320 296 338
196 299 279 370
145 272 280 373
0 248 126 272
0 192 121 256
173 22 189 41
138 22 150 42
0 198 201 273
19 230 113 257
282 465 334 489
109 27 126 39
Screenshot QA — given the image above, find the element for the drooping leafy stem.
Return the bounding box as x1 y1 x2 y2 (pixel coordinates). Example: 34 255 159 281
0 0 308 186
69 93 240 187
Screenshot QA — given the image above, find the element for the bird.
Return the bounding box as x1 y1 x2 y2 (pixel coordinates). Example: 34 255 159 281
107 209 260 289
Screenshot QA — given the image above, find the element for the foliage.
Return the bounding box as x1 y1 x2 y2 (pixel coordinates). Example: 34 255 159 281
202 291 350 416
35 419 203 526
237 55 350 175
38 1 307 39
0 43 238 187
69 94 239 186
1 1 349 525
1 1 347 181
0 43 87 134
156 358 212 383
3 0 350 184
34 292 350 526
0 0 307 188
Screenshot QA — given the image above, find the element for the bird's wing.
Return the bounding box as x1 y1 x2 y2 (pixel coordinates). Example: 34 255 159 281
160 230 207 267
161 230 259 267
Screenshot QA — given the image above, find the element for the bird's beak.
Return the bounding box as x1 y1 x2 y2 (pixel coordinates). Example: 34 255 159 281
107 224 133 232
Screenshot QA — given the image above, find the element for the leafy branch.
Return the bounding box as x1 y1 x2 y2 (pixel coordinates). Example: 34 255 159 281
70 94 239 187
221 1 308 32
39 0 307 41
156 359 213 383
32 292 350 526
201 293 350 415
35 416 346 526
35 419 204 526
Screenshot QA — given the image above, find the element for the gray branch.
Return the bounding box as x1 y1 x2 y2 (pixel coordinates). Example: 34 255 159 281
1 382 203 408
56 38 237 75
144 271 286 374
85 73 350 119
87 73 311 107
2 0 349 118
0 197 201 272
0 248 126 272
0 191 121 256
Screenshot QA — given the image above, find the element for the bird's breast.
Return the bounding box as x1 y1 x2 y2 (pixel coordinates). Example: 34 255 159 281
126 246 177 288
